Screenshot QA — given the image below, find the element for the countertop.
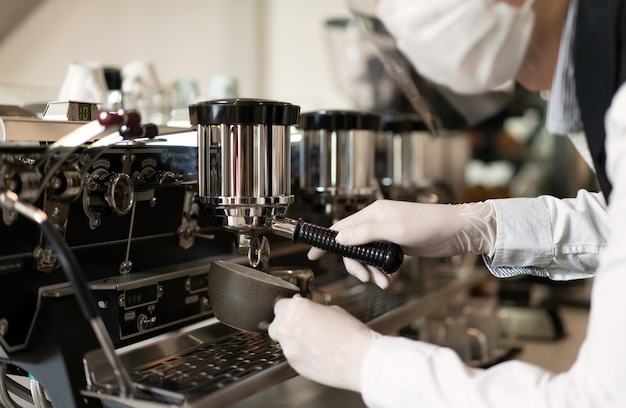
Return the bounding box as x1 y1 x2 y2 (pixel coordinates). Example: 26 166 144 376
228 305 590 407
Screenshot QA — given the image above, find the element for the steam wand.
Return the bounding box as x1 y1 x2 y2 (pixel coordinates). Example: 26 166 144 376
0 190 136 399
271 217 404 274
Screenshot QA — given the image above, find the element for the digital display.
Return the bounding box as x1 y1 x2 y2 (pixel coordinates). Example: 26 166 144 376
78 103 92 121
124 285 159 309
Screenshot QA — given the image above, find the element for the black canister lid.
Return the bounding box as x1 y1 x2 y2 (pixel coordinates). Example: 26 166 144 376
189 98 300 126
381 113 428 133
298 110 381 131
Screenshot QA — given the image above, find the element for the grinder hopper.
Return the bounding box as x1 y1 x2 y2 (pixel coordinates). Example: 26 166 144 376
190 98 299 265
190 98 403 273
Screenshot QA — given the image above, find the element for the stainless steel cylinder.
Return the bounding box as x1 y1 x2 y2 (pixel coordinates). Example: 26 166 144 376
377 113 472 203
190 99 300 233
297 110 381 216
376 113 430 194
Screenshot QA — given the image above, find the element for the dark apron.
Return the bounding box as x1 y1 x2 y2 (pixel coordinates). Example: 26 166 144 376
574 0 626 202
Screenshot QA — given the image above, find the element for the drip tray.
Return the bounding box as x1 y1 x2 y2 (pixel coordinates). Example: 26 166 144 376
83 267 482 407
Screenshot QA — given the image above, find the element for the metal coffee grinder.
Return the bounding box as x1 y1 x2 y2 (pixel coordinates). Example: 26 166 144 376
296 109 383 220
190 99 403 274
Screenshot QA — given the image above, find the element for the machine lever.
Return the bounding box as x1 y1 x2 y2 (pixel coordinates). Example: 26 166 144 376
97 110 141 128
271 217 404 274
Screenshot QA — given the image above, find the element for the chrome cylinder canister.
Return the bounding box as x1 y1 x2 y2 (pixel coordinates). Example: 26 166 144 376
189 99 300 235
377 113 472 203
376 113 431 201
297 110 381 218
424 130 472 203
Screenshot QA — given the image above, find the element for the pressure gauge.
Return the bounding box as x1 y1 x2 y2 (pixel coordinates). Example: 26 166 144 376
105 173 134 216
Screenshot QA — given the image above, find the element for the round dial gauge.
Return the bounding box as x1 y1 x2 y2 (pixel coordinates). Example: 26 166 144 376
105 173 135 216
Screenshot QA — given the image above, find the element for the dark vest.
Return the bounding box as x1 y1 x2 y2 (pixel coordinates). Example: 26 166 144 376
574 0 626 202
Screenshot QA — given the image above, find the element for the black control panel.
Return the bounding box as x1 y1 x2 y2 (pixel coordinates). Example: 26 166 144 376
0 135 233 351
92 265 213 343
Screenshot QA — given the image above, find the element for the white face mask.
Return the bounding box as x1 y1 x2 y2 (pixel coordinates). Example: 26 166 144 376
376 0 535 94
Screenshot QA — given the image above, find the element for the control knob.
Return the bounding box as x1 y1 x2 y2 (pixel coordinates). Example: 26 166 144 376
86 170 135 216
137 314 156 331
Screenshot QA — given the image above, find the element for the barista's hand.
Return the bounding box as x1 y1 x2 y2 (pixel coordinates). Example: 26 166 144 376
308 200 496 288
268 295 379 393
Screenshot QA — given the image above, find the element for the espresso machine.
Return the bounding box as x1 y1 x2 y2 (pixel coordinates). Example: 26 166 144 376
0 97 483 407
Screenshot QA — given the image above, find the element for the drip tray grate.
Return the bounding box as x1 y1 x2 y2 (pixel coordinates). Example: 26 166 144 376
129 331 284 401
333 280 428 322
85 273 467 406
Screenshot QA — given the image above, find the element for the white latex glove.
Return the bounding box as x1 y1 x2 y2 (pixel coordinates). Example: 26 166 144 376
308 200 496 288
268 295 380 393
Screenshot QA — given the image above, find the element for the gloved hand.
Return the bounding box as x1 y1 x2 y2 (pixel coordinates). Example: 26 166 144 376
268 295 380 393
308 200 497 288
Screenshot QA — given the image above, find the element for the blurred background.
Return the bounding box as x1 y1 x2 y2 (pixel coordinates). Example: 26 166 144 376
0 0 596 202
0 0 352 110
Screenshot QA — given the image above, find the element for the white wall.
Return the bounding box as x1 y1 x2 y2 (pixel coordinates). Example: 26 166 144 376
260 0 354 111
0 0 354 111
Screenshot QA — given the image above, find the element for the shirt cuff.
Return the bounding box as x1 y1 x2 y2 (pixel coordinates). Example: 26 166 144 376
488 198 555 269
482 254 549 278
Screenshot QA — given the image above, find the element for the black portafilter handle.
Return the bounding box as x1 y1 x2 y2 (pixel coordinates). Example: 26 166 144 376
271 218 404 274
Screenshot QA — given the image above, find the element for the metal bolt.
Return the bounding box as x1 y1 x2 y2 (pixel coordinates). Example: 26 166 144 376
0 319 8 337
50 207 61 219
119 261 133 274
50 176 62 190
200 297 210 312
97 300 108 309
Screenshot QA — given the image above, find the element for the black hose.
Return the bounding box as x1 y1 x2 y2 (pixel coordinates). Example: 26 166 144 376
0 190 135 399
37 221 134 398
39 222 100 321
0 364 22 408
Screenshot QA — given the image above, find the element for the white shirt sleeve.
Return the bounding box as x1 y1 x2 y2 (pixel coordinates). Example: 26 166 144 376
359 83 626 408
485 190 609 280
